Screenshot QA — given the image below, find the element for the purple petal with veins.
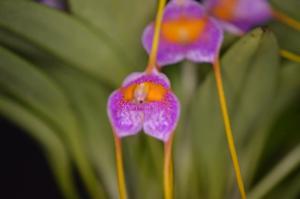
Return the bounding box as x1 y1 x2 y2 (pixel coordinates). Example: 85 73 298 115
143 92 180 141
107 91 144 137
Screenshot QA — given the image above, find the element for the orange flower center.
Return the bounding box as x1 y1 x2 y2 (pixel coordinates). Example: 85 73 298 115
162 17 206 44
211 0 237 20
122 82 167 103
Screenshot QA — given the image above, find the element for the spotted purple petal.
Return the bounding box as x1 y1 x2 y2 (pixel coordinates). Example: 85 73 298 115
107 72 180 142
143 92 180 141
107 91 144 137
142 0 223 66
204 0 272 34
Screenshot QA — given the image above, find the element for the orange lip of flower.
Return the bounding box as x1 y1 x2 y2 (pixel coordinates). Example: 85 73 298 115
211 0 237 21
161 17 207 44
122 82 167 103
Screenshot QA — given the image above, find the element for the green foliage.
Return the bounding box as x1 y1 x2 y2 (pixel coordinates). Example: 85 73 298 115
0 0 299 199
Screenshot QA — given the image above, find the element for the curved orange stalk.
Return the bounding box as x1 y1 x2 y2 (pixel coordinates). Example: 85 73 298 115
213 59 247 199
272 9 300 31
145 0 167 73
164 134 174 199
113 132 128 199
280 49 300 63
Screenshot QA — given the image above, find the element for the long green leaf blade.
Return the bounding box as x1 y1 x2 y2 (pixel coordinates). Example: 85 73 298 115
68 0 155 67
189 29 280 198
0 46 106 199
0 0 129 86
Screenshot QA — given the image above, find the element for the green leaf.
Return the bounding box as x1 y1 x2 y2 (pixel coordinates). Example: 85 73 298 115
269 0 300 54
121 135 164 199
189 29 280 198
0 46 71 125
68 0 156 67
243 61 300 184
44 64 118 198
277 61 300 104
0 0 130 86
0 95 79 199
248 145 300 199
0 46 106 199
270 0 300 19
264 171 300 199
0 29 49 61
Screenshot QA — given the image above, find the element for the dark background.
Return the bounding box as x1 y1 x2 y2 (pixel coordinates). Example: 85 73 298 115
0 117 63 199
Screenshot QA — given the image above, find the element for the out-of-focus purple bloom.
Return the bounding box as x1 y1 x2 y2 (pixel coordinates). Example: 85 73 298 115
204 0 272 34
36 0 66 10
107 71 180 142
142 0 223 66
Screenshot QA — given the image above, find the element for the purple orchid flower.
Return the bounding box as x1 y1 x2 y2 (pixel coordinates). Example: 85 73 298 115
36 0 66 10
203 0 272 34
142 0 223 66
107 71 180 142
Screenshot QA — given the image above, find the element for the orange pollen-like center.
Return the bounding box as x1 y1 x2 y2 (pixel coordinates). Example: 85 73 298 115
211 0 237 20
122 82 167 103
162 17 206 44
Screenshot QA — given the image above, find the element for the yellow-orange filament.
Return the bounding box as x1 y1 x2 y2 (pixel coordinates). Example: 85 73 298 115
122 82 167 102
211 0 237 20
162 17 206 44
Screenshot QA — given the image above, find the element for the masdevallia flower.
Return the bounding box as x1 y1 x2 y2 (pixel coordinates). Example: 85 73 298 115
142 0 223 66
107 71 180 142
204 0 272 34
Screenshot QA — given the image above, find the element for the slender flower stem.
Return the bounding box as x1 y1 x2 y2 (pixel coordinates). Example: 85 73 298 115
272 9 300 31
164 135 174 199
280 49 300 63
212 59 247 199
146 0 167 73
113 132 128 199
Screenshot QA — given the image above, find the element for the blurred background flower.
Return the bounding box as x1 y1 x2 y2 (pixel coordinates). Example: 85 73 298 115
142 0 223 65
36 0 67 10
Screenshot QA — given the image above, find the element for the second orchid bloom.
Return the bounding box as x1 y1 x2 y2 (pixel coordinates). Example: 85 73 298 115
143 0 223 66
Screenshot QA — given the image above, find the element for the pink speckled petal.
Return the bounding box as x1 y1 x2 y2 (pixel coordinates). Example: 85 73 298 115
142 23 185 66
143 92 180 142
186 18 223 63
107 91 143 138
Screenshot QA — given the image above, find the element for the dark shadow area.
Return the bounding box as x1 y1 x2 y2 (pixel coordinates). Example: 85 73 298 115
0 117 63 199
